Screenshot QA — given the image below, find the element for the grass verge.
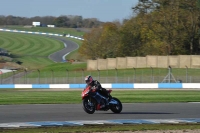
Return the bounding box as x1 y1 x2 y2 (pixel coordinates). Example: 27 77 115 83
0 90 200 105
1 124 200 133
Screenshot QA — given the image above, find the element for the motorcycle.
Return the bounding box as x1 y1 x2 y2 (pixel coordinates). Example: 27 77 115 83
81 86 123 114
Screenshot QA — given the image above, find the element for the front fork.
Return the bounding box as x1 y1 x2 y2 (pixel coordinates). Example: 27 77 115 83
88 97 94 106
88 96 100 110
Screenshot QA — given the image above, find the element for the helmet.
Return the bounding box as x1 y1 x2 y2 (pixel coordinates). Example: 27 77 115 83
85 75 93 85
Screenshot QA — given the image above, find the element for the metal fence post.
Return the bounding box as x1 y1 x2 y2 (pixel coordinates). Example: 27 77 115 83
51 69 54 84
185 65 188 83
37 69 40 84
97 69 100 81
151 67 154 83
82 69 84 83
66 69 68 83
24 69 27 84
106 69 108 83
12 70 15 84
74 71 76 83
133 67 136 83
169 66 171 83
115 68 118 83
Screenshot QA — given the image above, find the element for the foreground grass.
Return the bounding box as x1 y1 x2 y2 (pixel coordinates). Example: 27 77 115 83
1 124 200 133
0 90 200 105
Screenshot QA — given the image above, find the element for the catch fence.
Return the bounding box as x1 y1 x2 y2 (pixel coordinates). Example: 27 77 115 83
1 67 200 84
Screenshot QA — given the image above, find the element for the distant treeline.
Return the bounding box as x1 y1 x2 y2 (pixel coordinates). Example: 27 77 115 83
0 15 105 28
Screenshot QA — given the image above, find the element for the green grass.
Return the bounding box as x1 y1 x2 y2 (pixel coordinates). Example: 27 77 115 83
0 33 63 56
40 62 87 71
0 31 64 69
0 90 199 105
1 124 200 133
0 29 85 70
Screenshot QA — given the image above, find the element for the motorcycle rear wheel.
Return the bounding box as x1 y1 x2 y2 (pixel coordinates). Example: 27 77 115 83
110 97 122 113
82 97 95 114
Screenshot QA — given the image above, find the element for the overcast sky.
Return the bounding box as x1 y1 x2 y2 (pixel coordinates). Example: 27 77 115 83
0 0 138 22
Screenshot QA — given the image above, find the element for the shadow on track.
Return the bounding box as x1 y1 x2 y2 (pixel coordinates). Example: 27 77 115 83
103 112 175 114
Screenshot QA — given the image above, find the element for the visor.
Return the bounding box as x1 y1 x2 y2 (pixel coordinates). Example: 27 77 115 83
86 80 90 84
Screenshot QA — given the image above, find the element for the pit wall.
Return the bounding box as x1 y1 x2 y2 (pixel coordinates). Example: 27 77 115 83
87 55 199 70
0 83 200 89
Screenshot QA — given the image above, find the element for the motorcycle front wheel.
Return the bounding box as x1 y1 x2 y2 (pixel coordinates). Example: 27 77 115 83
110 97 123 113
82 97 95 114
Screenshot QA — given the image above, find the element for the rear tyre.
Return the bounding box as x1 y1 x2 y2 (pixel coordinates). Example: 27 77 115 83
82 97 95 114
110 97 122 113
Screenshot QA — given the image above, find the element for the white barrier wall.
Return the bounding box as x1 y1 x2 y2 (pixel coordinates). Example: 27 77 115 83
97 59 107 70
117 57 127 69
191 55 200 68
169 56 179 68
147 56 157 67
107 58 116 69
136 57 146 68
126 57 137 68
87 55 200 70
87 60 97 70
179 55 191 68
157 56 168 68
0 28 84 40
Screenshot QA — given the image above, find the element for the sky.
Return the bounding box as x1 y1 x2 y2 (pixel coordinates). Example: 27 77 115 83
0 0 138 22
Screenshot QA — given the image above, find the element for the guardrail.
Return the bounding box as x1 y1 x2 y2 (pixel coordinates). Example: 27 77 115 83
0 28 84 40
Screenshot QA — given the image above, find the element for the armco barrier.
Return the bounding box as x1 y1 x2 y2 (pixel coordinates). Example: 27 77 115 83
0 83 200 89
0 28 84 40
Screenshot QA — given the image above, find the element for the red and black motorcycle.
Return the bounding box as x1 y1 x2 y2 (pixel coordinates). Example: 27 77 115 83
81 86 122 114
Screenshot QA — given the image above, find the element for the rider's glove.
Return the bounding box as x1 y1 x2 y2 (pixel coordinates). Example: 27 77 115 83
92 86 96 90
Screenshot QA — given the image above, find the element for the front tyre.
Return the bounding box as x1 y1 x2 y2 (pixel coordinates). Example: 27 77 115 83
82 97 95 114
110 97 122 113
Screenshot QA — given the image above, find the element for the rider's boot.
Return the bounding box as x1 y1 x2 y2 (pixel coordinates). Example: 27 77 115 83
106 95 111 106
107 93 112 101
97 104 101 110
100 104 105 108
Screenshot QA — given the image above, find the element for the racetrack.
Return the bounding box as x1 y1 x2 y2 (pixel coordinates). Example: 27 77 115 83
0 103 199 123
48 36 79 62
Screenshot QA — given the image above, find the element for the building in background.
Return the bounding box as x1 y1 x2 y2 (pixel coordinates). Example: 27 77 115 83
32 22 40 27
47 25 55 28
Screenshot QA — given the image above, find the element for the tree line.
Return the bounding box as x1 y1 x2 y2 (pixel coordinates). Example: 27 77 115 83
0 15 104 28
79 0 200 59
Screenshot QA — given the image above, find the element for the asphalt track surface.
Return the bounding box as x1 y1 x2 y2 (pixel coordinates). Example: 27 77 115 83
0 103 199 123
48 36 79 62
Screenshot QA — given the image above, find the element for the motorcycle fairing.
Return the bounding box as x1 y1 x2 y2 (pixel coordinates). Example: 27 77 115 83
108 99 118 105
91 92 107 104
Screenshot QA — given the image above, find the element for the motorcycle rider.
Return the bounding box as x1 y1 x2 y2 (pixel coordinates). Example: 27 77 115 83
84 75 111 108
